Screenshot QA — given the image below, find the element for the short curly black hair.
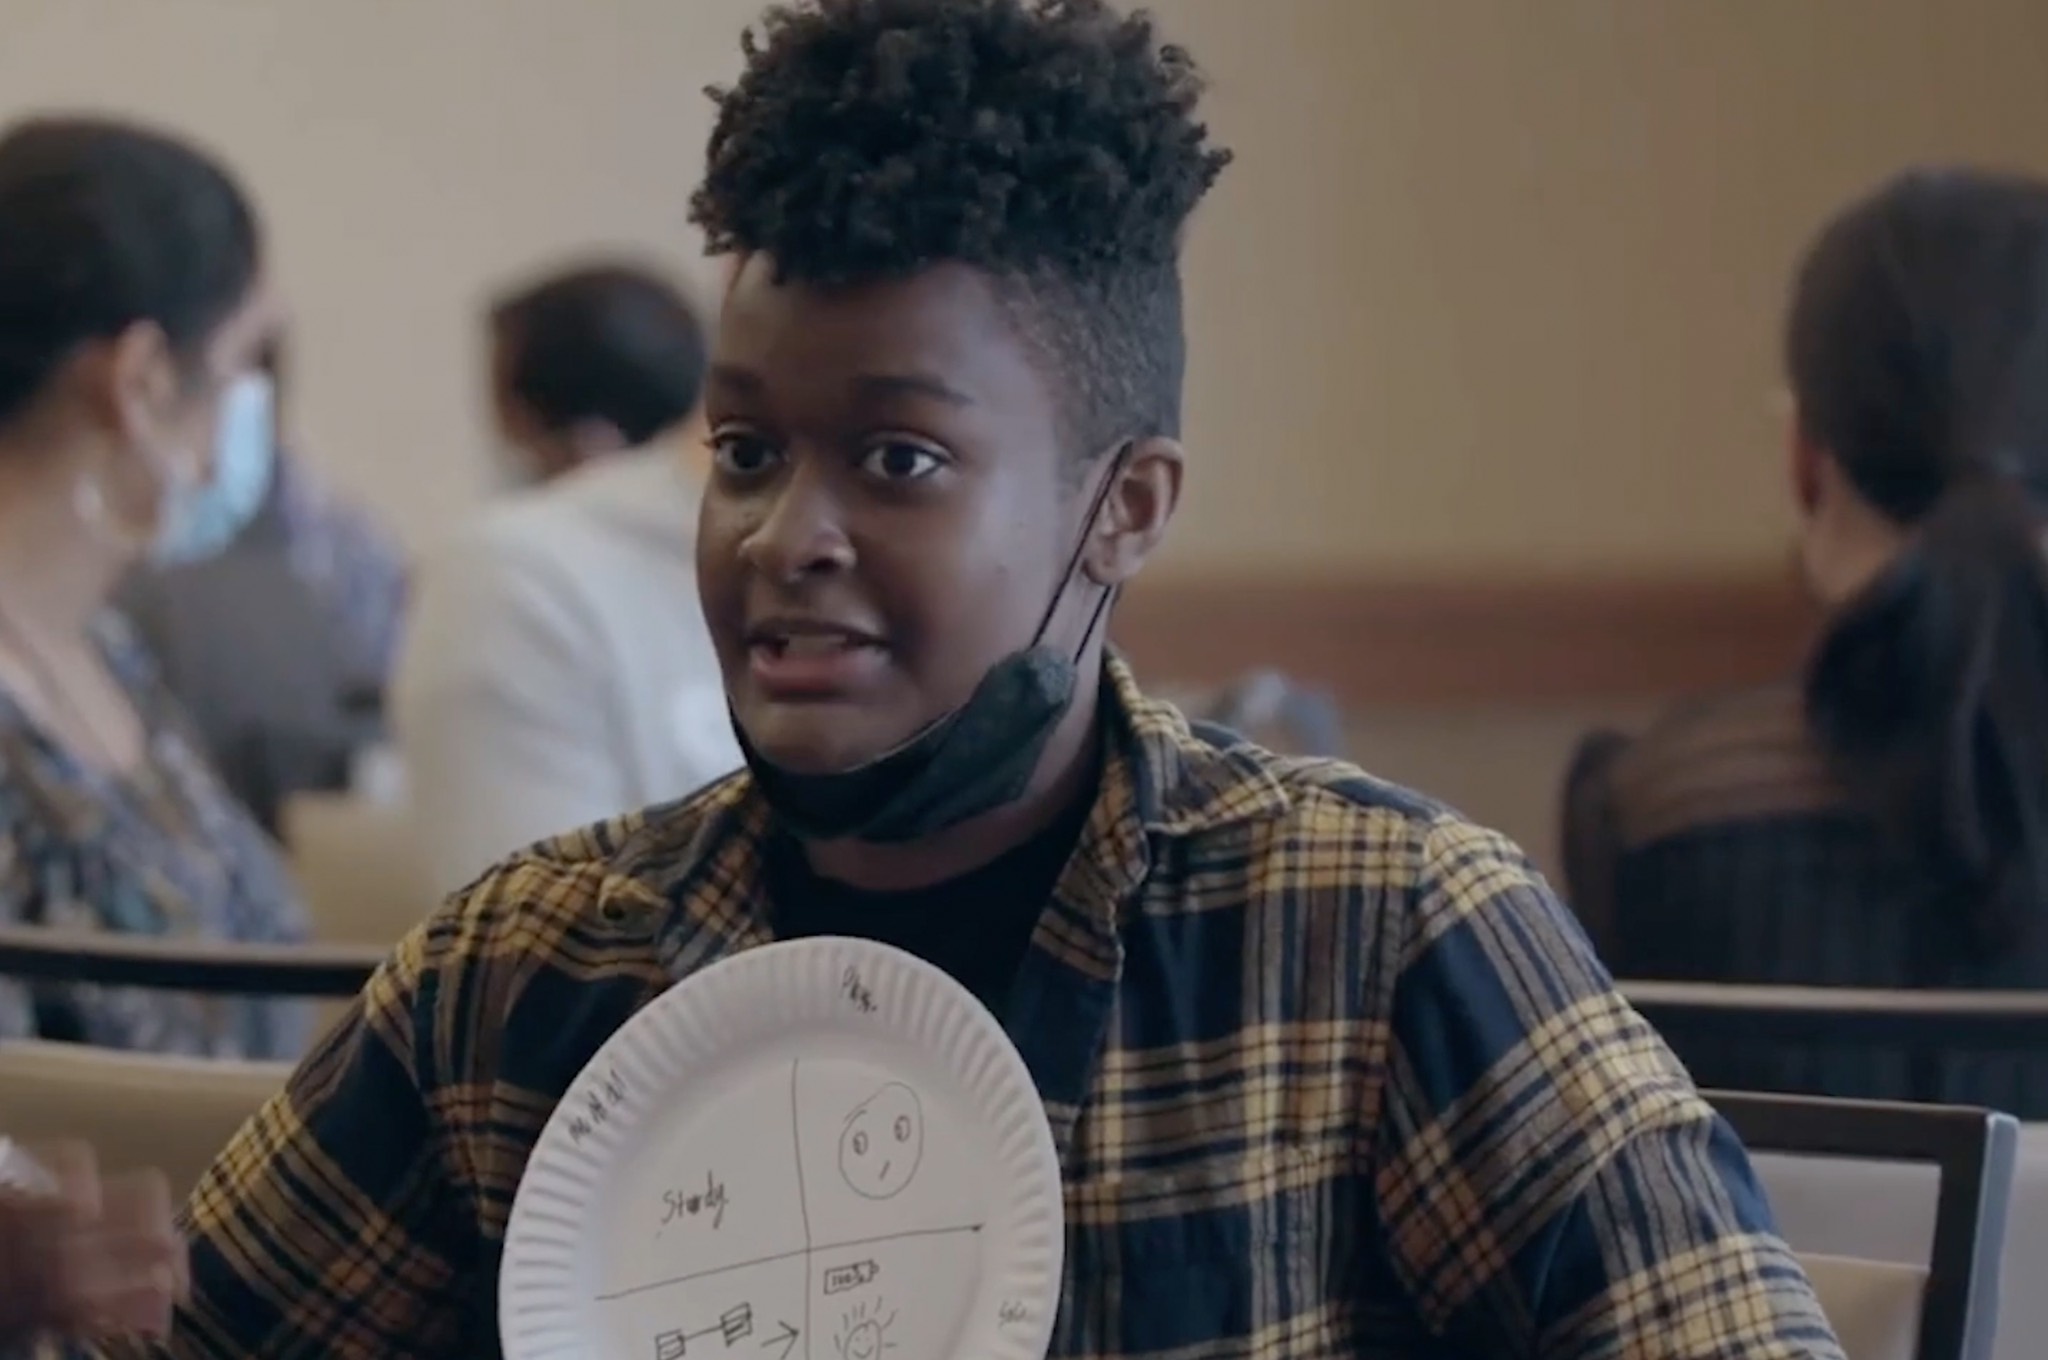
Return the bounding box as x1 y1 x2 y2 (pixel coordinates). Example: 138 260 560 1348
689 0 1230 467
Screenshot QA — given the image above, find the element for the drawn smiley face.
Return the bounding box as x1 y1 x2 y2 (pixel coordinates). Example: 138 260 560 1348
837 1083 923 1200
836 1302 894 1360
842 1319 883 1360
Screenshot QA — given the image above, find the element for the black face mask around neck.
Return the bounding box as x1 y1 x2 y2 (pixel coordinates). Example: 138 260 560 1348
732 445 1130 844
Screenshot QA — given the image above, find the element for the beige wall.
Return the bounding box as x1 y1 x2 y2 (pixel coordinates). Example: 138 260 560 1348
0 0 761 548
5 0 2048 575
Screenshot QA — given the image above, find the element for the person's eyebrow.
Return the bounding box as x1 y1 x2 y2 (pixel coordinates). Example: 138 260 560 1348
706 363 765 393
850 373 975 407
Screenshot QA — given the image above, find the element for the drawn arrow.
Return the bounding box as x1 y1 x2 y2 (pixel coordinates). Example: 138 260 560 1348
761 1321 799 1360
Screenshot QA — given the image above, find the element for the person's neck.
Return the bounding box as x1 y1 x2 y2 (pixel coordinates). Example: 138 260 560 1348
0 457 123 642
797 666 1107 893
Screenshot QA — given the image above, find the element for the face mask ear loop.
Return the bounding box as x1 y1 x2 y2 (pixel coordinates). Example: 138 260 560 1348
1029 440 1135 652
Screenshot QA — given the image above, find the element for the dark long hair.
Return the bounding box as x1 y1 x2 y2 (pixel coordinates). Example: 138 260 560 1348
0 115 260 430
1792 168 2048 956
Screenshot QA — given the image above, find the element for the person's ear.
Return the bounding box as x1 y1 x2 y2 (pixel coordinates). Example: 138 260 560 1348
1086 436 1183 586
1787 404 1825 517
102 320 179 449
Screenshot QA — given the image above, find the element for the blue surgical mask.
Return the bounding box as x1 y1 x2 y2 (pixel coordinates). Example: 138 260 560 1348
149 372 277 566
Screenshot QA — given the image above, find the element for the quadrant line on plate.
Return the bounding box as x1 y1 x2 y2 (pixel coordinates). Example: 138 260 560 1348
791 1059 812 1360
592 1223 989 1303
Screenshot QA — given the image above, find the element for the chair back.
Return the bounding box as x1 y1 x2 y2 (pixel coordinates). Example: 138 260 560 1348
1800 1255 1928 1360
1623 981 2048 1054
1712 1090 2019 1360
0 924 382 998
282 791 438 947
0 1040 290 1201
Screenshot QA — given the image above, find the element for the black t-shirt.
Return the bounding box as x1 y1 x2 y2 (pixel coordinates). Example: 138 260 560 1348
764 792 1093 1014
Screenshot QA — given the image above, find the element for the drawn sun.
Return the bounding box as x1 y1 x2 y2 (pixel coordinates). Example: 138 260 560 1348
835 1301 897 1360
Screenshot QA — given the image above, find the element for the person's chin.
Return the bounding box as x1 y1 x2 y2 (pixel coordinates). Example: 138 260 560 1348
735 704 896 775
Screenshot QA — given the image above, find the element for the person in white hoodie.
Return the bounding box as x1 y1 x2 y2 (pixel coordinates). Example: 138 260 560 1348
393 262 739 894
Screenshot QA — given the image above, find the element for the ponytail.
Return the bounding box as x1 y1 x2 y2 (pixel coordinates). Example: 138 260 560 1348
1806 475 2048 955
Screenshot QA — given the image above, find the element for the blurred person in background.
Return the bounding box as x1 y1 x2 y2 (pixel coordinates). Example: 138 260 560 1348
1169 669 1348 758
0 1140 183 1349
393 261 737 893
1565 167 2048 1114
0 115 310 1059
115 331 408 833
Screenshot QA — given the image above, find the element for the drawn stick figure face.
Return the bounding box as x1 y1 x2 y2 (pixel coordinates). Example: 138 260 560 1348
837 1083 923 1200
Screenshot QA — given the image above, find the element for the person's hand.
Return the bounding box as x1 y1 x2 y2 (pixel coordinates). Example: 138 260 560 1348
0 1141 187 1344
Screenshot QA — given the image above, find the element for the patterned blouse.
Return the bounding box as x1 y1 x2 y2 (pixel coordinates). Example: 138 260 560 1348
0 615 313 1059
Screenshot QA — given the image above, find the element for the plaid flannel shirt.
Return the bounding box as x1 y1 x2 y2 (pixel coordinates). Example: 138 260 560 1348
100 661 1839 1360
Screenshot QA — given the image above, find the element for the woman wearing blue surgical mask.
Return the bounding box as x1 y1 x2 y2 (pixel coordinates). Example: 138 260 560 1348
0 115 311 1060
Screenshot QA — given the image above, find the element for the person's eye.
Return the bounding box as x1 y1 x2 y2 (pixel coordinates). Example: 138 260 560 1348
857 441 948 483
708 431 782 478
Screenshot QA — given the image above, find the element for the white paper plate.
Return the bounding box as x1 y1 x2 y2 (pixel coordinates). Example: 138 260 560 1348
501 936 1064 1360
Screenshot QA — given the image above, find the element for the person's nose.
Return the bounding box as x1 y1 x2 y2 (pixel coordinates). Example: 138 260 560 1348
739 461 855 584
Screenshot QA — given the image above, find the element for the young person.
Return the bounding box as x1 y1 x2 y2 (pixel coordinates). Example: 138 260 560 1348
1565 168 2048 1112
104 3 1838 1356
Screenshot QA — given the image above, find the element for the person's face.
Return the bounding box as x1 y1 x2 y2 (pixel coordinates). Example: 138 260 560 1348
79 275 281 539
143 277 280 478
697 259 1083 775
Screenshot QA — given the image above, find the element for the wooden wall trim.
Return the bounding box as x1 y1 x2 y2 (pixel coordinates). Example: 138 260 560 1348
1110 571 1818 706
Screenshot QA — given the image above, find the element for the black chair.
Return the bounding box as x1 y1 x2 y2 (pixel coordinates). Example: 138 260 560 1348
0 924 384 999
1709 1090 2019 1360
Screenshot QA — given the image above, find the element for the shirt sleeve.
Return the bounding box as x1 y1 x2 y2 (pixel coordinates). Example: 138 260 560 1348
1372 816 1843 1360
94 926 474 1359
392 531 626 895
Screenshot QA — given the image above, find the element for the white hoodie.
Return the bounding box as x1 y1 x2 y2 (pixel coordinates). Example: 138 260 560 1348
393 447 740 894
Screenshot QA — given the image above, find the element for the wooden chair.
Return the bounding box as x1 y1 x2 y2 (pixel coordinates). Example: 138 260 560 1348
0 1039 291 1201
282 789 439 948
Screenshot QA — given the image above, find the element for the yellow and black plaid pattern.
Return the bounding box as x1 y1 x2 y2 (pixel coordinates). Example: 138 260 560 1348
93 661 1840 1359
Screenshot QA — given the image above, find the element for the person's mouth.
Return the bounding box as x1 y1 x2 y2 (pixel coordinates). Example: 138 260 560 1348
743 618 889 699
